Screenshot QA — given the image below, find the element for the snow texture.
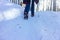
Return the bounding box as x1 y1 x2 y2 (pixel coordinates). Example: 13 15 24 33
0 0 60 40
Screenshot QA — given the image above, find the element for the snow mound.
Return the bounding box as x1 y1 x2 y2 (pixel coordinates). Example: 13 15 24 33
3 8 20 20
0 1 24 22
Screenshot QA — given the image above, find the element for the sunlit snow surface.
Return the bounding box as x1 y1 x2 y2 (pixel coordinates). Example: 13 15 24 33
0 1 24 22
0 0 60 40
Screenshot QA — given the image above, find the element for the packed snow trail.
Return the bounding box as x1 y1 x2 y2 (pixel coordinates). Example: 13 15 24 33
0 11 60 40
0 13 40 40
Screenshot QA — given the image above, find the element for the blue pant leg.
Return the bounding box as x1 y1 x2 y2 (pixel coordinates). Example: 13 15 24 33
24 4 30 13
31 0 34 14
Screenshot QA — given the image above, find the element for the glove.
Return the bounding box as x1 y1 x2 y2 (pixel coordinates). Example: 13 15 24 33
35 0 39 4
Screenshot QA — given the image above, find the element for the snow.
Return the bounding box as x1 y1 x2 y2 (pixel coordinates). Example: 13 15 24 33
0 0 24 21
0 0 60 40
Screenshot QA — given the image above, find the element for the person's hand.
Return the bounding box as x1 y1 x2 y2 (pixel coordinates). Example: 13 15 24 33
35 0 39 4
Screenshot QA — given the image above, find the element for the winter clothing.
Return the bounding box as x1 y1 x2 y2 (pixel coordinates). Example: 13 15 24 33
31 0 34 17
23 0 39 4
23 0 30 4
23 0 39 19
24 12 28 19
34 0 39 4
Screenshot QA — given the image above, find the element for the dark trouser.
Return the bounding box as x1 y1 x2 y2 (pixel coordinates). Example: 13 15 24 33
24 0 34 17
31 0 34 15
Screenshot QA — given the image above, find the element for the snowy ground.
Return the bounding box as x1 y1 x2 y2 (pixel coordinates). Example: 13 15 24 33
0 0 60 40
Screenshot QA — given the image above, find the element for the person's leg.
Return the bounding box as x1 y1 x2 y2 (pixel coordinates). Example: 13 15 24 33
31 0 34 17
24 3 30 19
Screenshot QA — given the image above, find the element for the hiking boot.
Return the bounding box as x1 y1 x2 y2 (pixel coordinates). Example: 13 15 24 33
24 12 28 19
31 13 34 17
